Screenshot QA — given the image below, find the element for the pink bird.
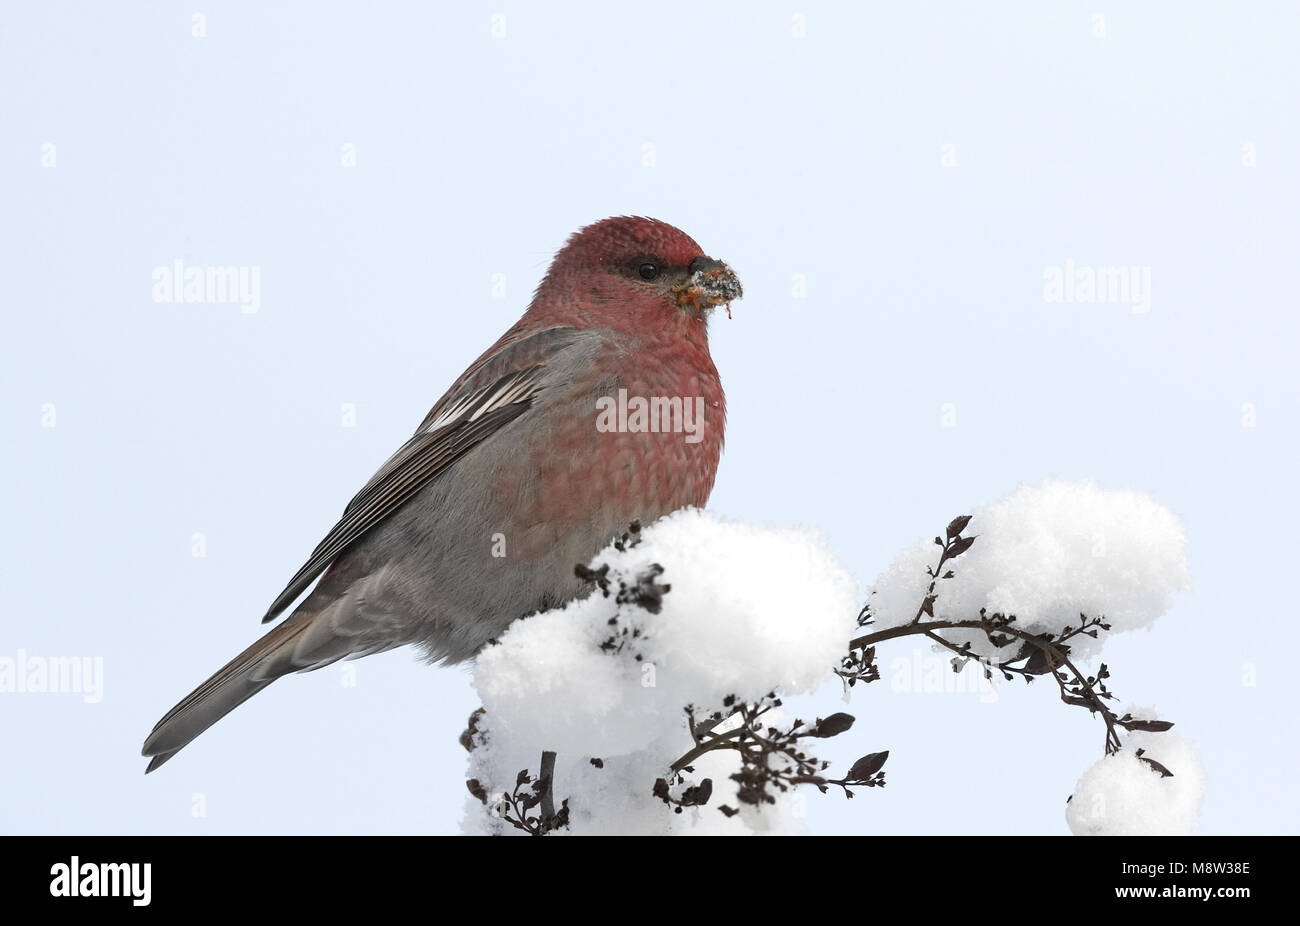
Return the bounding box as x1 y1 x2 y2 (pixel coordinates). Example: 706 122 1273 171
142 216 742 771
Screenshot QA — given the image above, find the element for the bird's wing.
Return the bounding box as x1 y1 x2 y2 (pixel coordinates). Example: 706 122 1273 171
259 361 549 624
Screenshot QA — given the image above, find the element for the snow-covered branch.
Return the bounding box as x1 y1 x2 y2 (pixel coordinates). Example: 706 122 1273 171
461 481 1202 836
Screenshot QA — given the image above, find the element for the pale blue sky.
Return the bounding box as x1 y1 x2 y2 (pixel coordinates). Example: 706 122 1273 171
2 1 1296 835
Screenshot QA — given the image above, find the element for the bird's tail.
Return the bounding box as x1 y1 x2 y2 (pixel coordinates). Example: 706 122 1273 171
141 616 319 773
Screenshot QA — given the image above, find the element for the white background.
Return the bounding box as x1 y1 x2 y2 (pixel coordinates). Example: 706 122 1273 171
2 1 1296 835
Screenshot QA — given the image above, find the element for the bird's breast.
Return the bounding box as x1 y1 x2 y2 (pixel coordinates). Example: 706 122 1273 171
490 335 725 558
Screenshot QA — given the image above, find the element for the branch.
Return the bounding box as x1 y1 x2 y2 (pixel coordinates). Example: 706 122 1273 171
538 750 557 821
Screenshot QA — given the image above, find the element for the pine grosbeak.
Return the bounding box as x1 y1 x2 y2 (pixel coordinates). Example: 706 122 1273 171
142 216 741 771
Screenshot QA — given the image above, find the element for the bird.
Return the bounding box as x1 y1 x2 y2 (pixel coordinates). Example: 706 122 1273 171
141 216 742 771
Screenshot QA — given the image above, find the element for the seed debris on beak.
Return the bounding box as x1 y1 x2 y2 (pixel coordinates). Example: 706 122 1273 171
677 256 743 319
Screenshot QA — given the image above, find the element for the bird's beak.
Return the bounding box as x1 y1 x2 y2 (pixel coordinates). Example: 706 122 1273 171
676 256 743 317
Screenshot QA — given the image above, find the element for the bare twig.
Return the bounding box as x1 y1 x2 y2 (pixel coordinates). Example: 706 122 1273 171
539 750 557 821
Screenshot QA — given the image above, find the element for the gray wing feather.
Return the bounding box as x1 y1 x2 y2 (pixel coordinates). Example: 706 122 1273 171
260 365 545 623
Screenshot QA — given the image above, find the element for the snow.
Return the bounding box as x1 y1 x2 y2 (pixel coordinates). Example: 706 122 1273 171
463 709 808 836
868 480 1189 659
474 508 859 757
1066 725 1205 836
466 508 858 834
462 484 1200 836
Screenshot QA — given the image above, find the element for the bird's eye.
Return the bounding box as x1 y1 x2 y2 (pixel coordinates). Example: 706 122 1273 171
637 262 660 281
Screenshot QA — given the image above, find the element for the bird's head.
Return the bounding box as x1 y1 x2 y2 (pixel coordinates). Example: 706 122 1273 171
533 216 742 332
